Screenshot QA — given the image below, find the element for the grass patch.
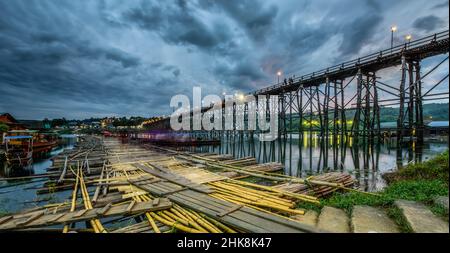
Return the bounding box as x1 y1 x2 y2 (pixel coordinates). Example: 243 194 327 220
383 179 448 201
320 192 391 214
383 150 449 184
317 179 448 213
386 207 413 233
297 202 322 213
430 203 449 222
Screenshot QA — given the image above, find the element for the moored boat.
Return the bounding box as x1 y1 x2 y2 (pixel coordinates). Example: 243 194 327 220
8 130 59 158
3 135 33 169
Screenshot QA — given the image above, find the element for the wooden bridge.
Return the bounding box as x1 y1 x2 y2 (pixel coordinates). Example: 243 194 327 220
143 30 449 146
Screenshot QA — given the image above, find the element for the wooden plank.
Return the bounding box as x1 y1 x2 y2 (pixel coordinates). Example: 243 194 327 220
74 209 89 218
217 205 244 217
96 203 112 215
122 191 148 199
0 216 13 225
45 213 65 224
126 201 136 213
0 199 172 231
133 163 214 194
15 211 45 226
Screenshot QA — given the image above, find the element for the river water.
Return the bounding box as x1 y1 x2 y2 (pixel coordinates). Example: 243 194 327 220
0 134 447 214
0 136 77 213
189 133 449 192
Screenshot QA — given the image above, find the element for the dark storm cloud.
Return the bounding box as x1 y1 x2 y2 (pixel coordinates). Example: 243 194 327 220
0 0 184 119
338 14 383 56
0 0 448 119
200 0 279 42
29 33 141 68
212 59 266 90
123 1 232 50
121 1 273 90
413 15 445 32
432 1 448 9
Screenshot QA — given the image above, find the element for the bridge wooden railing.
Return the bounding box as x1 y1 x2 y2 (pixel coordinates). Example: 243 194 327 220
254 30 449 95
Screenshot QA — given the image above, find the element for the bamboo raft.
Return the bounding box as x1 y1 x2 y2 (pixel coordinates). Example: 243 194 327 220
0 136 359 233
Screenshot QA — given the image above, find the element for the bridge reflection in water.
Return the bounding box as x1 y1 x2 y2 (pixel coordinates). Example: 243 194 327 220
185 133 448 192
138 30 450 191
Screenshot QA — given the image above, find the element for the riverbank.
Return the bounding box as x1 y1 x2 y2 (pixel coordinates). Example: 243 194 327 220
298 150 449 232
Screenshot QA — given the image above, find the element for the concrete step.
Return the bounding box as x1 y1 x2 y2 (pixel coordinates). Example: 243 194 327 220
292 210 318 228
433 196 449 212
351 205 400 233
395 200 449 233
317 206 350 233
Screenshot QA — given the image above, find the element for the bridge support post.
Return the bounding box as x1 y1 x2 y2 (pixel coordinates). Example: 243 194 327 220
354 68 363 142
414 61 424 145
397 55 407 146
296 85 303 175
407 60 415 142
372 74 381 142
323 77 330 169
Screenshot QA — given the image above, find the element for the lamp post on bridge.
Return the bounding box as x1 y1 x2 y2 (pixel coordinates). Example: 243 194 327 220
277 71 282 84
405 34 412 48
391 26 397 53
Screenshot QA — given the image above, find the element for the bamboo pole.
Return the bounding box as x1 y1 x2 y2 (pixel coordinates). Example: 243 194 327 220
63 166 80 233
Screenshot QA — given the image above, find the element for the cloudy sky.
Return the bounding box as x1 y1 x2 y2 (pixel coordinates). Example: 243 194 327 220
0 0 448 120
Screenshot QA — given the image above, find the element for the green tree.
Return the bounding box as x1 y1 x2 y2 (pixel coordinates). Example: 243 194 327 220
0 123 9 133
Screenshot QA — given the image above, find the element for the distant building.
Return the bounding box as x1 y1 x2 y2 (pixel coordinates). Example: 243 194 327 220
1 113 26 144
17 120 44 130
101 118 114 129
0 113 26 130
379 121 397 129
67 121 78 129
90 121 101 128
426 121 449 135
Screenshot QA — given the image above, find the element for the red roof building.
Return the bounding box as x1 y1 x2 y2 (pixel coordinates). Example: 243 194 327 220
0 113 27 130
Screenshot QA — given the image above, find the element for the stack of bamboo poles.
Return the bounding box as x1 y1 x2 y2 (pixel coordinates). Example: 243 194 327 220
208 181 309 216
110 166 237 233
176 153 379 197
275 172 355 197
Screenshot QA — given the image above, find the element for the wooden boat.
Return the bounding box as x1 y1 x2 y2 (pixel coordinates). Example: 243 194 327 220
8 130 58 158
3 135 33 169
33 140 58 154
33 132 58 157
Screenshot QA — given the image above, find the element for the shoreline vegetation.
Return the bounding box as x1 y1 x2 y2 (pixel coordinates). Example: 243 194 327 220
298 150 449 232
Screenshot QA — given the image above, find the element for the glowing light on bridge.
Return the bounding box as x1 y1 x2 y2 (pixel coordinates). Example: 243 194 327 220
405 34 412 42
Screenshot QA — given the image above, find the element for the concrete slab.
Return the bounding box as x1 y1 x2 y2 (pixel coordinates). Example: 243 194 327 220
395 200 449 233
292 210 318 227
351 205 399 233
317 206 350 233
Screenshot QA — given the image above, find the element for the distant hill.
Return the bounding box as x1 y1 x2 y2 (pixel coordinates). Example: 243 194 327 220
286 103 448 130
379 103 448 122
